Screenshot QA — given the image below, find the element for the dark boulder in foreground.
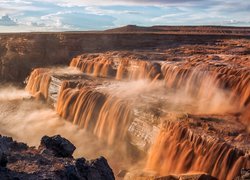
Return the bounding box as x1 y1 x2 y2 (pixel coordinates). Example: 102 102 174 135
39 135 76 158
0 134 115 180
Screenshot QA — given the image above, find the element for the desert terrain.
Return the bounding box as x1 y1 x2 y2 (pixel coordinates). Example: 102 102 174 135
0 26 249 179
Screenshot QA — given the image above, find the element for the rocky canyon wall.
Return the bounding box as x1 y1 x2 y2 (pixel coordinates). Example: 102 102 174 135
1 32 249 82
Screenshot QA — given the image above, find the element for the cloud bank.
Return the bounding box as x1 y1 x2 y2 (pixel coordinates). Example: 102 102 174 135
0 0 249 32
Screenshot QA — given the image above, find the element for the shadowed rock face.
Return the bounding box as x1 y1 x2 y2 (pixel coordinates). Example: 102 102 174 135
39 135 76 158
0 134 115 180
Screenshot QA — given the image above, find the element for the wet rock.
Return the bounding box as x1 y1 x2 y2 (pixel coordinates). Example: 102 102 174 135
0 137 9 167
228 131 239 136
39 135 76 158
0 136 28 152
197 174 218 180
75 158 89 177
149 63 162 79
0 135 29 168
89 156 115 180
76 157 114 179
235 134 246 141
177 174 217 180
204 124 215 131
124 171 213 180
211 55 220 61
240 168 250 179
65 165 80 180
0 150 7 167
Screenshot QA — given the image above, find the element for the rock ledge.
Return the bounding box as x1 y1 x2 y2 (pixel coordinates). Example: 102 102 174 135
0 135 115 180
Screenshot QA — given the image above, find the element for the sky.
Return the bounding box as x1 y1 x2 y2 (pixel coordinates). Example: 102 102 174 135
0 0 249 32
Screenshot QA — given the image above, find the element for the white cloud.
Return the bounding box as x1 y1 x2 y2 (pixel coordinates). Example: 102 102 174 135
41 11 75 20
221 20 250 26
0 0 48 13
39 11 77 30
85 6 141 15
43 0 205 7
0 11 76 31
0 0 32 4
150 13 187 22
0 15 17 26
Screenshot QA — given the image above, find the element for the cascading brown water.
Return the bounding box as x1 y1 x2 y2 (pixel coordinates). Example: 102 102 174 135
25 53 250 179
70 56 115 78
57 82 106 131
70 55 161 80
116 59 161 80
56 81 132 145
25 68 51 100
94 96 132 145
161 62 250 111
146 120 250 180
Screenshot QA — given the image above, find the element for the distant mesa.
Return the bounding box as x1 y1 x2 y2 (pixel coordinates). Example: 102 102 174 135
105 24 250 35
105 25 149 32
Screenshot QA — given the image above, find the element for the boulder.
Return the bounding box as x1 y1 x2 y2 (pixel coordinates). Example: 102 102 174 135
39 135 76 158
88 156 115 180
75 157 89 177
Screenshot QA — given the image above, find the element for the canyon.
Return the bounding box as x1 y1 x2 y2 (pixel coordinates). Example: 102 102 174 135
0 26 250 179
